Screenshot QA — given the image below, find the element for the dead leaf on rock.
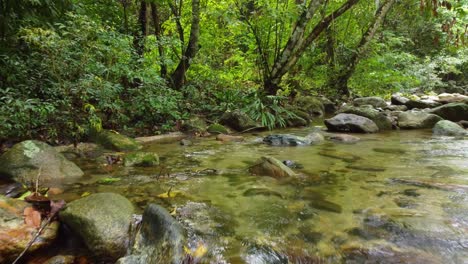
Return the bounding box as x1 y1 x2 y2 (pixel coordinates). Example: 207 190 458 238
23 207 41 228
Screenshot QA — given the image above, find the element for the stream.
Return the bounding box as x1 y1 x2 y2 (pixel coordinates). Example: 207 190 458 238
50 126 468 263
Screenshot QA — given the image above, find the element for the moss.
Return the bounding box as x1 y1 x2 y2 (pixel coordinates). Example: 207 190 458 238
93 130 142 152
207 123 229 134
294 96 325 117
124 152 159 167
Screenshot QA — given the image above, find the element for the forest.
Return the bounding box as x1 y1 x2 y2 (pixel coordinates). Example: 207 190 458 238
0 0 467 263
0 0 466 143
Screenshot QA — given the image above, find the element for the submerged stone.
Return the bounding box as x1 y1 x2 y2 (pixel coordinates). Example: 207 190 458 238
124 152 159 167
372 148 407 154
346 164 386 172
249 156 297 178
310 199 342 213
318 150 361 163
243 188 284 199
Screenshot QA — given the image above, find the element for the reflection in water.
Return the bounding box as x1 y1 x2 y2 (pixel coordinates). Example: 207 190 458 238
58 128 468 263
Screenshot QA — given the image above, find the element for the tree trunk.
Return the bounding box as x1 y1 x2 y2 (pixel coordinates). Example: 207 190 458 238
150 3 167 78
263 0 359 95
133 1 149 58
170 0 200 89
333 0 395 97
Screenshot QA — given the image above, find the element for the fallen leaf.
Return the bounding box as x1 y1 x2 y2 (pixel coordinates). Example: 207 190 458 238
23 207 41 228
192 243 207 258
157 190 182 198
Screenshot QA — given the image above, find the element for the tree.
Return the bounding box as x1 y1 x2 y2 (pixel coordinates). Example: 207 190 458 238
238 0 360 95
330 0 396 97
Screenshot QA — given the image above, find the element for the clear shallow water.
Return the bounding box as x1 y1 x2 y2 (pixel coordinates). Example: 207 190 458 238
58 128 468 263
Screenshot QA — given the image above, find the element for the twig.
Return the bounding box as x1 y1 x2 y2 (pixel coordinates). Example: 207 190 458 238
234 126 266 134
12 200 66 264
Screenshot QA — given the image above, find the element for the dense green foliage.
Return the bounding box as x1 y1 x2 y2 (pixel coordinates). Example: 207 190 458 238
0 0 466 143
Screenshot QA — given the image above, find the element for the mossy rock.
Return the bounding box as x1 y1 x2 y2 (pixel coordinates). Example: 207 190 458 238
220 110 257 132
59 193 134 260
429 102 468 122
432 120 467 137
284 106 310 127
124 152 159 167
181 117 207 133
93 130 142 152
294 96 325 117
338 105 392 130
249 156 296 178
0 140 84 184
207 123 229 134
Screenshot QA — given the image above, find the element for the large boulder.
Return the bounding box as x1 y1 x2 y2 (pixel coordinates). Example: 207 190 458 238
324 113 379 133
249 156 296 178
0 140 84 184
0 196 59 263
429 103 468 122
294 96 325 117
93 130 142 152
59 193 134 260
284 107 310 127
220 110 257 132
432 120 467 137
353 96 387 108
124 152 159 167
397 111 443 129
319 96 337 114
117 204 186 264
391 93 410 105
338 105 392 130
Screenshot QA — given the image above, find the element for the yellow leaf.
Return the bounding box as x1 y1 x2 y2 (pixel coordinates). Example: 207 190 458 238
81 192 91 197
192 244 207 258
157 190 182 198
170 206 177 216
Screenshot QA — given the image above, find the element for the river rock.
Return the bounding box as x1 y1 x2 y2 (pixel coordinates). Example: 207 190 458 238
117 204 186 264
432 120 467 137
124 152 159 167
397 111 443 129
207 123 229 134
353 96 387 108
405 99 441 109
320 96 337 114
181 116 207 133
0 140 84 184
295 96 325 117
459 120 468 128
324 113 379 133
0 195 59 263
263 134 314 146
324 133 361 143
339 105 392 130
437 93 468 103
216 134 244 142
385 104 408 111
249 156 296 178
284 107 310 127
93 130 142 151
318 150 361 163
391 93 410 105
220 110 257 131
59 193 134 260
429 102 468 122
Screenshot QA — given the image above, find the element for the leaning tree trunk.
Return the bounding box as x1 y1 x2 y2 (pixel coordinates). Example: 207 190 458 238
263 0 360 95
170 0 200 89
332 0 395 97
